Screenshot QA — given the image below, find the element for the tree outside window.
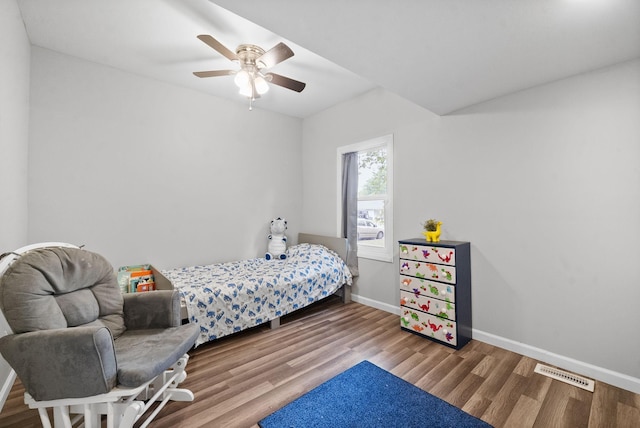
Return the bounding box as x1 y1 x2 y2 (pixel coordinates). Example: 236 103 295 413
357 148 387 248
338 134 394 262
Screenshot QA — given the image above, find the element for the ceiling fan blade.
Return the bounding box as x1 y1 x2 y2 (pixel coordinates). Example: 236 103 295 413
256 43 294 69
197 35 238 61
193 70 235 78
265 73 306 93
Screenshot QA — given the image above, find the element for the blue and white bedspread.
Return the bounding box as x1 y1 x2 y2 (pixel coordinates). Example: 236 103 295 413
161 243 352 347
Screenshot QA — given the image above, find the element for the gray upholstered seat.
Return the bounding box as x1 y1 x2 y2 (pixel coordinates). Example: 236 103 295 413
0 245 198 427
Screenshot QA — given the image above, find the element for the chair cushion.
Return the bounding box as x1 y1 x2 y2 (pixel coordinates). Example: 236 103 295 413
0 246 125 339
114 323 199 387
0 326 118 401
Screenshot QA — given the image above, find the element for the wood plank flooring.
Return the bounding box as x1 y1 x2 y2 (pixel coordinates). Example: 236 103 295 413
1 296 639 427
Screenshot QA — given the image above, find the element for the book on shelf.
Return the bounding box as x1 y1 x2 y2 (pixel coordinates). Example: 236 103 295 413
117 264 156 293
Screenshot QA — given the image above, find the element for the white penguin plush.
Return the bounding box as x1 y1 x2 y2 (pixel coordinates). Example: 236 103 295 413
266 217 288 260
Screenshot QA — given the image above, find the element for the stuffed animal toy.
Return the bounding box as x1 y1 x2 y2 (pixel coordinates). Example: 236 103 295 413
265 217 288 260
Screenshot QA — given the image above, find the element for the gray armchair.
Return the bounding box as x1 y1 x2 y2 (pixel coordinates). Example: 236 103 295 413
0 244 199 428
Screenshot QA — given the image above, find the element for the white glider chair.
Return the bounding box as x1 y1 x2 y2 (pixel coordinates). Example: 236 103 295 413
0 243 199 428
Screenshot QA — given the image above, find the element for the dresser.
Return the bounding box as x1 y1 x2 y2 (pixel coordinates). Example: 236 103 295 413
398 239 472 349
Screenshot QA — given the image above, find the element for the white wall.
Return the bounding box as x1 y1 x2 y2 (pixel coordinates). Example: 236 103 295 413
302 59 640 391
27 47 303 269
0 0 30 251
302 89 437 308
0 0 30 411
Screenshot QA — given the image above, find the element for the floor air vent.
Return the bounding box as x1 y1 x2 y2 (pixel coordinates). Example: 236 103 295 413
534 363 595 392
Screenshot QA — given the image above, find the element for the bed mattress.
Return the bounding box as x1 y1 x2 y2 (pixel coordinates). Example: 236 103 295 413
161 243 352 346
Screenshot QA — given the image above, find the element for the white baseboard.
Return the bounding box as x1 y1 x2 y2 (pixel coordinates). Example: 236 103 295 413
351 294 640 394
473 329 640 394
351 294 399 315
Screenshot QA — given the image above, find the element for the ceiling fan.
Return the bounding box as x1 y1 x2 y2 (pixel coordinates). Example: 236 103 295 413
193 35 306 109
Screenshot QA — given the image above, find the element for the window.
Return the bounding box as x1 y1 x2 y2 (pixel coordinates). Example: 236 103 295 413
337 135 394 262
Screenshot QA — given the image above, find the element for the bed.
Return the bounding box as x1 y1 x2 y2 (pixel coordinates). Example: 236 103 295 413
157 233 353 347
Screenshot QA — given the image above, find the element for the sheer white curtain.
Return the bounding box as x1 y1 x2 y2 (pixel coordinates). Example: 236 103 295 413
341 152 359 277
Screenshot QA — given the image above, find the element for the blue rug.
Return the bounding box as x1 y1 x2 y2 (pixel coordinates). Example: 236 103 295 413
259 360 492 428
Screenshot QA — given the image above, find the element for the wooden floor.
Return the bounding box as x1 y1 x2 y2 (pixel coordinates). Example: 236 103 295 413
1 296 639 427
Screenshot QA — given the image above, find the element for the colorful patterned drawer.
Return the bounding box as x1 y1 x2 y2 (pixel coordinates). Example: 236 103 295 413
399 243 456 266
400 289 456 321
399 259 457 284
399 275 456 303
398 239 472 350
401 307 458 347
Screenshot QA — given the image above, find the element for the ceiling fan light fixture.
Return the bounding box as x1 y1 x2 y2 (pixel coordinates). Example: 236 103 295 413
254 76 269 95
194 35 306 109
238 83 253 98
234 70 250 88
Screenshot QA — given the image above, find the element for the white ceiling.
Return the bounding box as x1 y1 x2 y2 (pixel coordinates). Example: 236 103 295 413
17 0 640 118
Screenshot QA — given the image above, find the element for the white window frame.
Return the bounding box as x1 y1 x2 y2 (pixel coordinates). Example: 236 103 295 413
336 134 394 263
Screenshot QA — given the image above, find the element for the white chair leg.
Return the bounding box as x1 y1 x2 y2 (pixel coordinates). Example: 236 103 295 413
169 388 194 402
163 355 194 402
172 369 187 385
106 401 115 428
52 405 73 428
37 407 52 428
83 403 100 428
117 402 144 428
